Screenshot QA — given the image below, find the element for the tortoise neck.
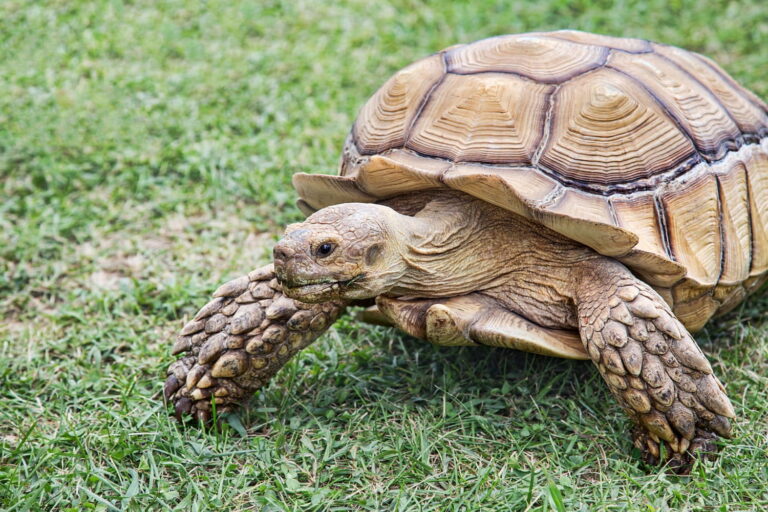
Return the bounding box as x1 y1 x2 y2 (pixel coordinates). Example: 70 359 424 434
389 192 522 296
388 191 599 329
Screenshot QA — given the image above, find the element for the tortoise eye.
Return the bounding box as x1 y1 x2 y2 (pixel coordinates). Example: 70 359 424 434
316 242 335 258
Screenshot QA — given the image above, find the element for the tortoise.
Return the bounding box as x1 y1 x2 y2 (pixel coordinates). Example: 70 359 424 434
164 30 768 468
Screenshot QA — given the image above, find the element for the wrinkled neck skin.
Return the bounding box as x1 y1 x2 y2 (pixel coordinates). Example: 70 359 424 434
387 191 600 329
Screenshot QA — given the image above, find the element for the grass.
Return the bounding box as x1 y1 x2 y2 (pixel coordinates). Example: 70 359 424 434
1 0 768 509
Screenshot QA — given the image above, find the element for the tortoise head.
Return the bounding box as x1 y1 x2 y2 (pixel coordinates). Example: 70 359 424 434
273 203 408 302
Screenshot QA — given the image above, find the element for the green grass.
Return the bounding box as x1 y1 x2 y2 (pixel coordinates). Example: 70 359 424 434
2 0 768 509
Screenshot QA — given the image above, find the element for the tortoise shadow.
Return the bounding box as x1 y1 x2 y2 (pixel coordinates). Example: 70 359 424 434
245 327 597 430
243 289 768 433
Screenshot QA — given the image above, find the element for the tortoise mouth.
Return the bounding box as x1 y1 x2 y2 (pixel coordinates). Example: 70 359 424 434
280 274 365 302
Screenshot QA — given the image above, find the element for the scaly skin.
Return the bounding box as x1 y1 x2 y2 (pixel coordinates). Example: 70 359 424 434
164 264 345 423
575 260 735 472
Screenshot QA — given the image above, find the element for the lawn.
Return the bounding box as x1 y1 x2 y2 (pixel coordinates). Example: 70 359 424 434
1 0 768 510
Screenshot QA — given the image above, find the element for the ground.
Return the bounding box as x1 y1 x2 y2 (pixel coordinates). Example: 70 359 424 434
1 0 768 510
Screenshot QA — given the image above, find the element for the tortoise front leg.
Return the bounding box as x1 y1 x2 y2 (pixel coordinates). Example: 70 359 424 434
164 264 346 423
575 260 735 470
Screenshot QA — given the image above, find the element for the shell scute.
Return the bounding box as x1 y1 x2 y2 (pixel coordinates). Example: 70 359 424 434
442 164 558 214
746 149 768 276
357 151 449 198
659 173 722 287
610 194 687 286
353 53 445 155
406 73 553 164
442 165 638 255
606 51 741 159
652 44 768 136
539 68 697 185
717 161 752 286
445 33 608 82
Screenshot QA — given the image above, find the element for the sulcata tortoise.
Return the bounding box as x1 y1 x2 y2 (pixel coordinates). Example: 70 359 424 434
164 30 768 468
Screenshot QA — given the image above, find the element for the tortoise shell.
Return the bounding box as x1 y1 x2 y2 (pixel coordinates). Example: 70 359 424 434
294 30 768 331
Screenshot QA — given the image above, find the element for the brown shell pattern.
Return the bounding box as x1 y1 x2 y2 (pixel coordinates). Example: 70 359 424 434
295 31 768 331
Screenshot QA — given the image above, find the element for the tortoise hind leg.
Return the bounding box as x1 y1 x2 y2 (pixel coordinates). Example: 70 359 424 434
164 264 346 423
575 259 735 471
374 294 587 359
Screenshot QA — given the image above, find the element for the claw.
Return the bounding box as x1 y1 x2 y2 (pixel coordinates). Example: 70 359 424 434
172 336 192 355
174 397 193 421
213 276 250 298
689 431 718 461
163 375 181 401
196 409 212 424
708 416 733 438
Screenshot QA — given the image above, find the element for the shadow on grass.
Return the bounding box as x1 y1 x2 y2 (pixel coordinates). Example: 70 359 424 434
227 289 768 451
234 322 605 435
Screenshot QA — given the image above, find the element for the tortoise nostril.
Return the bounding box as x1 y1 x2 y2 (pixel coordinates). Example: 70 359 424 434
274 244 295 261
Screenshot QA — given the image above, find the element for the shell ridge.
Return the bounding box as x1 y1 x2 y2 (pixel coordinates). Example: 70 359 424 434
340 133 368 177
362 139 767 197
545 30 654 54
532 158 694 196
349 120 362 157
607 197 621 227
438 162 457 186
532 84 561 166
446 42 610 84
743 159 758 275
653 193 675 261
534 184 567 209
447 68 555 84
714 176 728 284
604 46 655 55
